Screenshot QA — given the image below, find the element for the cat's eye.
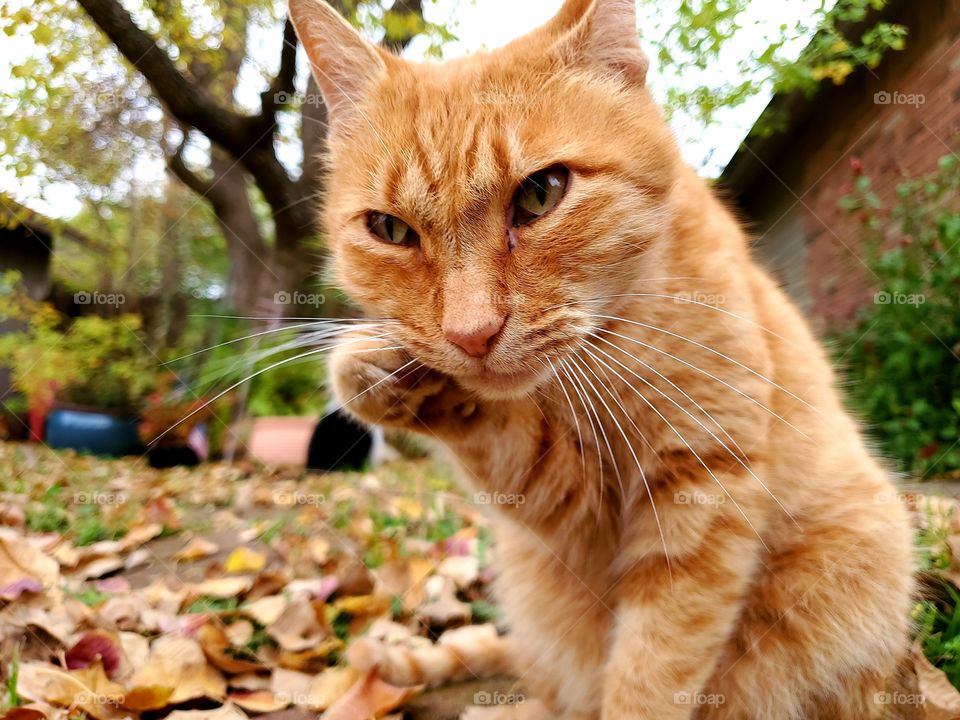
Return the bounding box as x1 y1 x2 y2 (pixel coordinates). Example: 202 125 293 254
367 212 419 247
511 166 569 226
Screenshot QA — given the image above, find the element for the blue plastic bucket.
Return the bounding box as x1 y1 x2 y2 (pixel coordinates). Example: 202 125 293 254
46 408 141 456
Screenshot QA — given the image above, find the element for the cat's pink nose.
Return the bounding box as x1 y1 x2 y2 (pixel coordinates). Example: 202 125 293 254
443 315 506 358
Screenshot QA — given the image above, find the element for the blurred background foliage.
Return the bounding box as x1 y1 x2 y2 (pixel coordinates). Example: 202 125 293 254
835 155 960 478
1 0 950 479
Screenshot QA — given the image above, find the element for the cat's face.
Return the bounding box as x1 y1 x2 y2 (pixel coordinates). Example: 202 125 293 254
291 0 679 399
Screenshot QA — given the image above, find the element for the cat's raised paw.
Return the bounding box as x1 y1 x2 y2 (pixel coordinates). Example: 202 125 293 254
327 334 449 430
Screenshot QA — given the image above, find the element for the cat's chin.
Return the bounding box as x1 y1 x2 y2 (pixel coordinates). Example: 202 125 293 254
456 366 548 400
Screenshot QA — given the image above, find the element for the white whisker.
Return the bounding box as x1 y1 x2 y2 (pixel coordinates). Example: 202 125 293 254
580 344 769 551
559 358 609 525
547 356 587 479
590 314 820 416
594 327 809 439
587 334 799 528
149 334 394 449
567 351 672 584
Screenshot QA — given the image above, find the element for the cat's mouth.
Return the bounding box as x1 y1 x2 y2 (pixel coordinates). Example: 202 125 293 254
455 364 549 399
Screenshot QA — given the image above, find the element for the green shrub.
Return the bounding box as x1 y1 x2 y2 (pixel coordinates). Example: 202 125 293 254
0 282 158 411
835 155 960 477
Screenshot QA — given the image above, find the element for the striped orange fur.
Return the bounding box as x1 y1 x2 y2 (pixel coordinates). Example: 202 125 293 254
288 0 916 717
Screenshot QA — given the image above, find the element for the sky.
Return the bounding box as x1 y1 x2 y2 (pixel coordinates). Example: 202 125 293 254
0 0 823 218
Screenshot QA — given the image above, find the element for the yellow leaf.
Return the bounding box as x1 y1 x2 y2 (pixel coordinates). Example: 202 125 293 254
224 546 266 574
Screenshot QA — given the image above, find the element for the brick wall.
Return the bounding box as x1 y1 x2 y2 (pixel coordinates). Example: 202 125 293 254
727 0 960 331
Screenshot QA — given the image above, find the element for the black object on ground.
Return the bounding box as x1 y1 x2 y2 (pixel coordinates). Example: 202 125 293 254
307 408 373 472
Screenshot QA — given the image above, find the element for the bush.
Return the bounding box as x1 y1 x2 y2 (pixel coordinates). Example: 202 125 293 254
835 155 960 477
0 279 158 411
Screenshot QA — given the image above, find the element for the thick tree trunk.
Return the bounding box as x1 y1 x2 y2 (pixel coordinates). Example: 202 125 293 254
77 0 422 319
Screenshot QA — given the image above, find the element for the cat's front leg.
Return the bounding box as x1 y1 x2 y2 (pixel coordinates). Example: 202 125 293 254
601 492 762 720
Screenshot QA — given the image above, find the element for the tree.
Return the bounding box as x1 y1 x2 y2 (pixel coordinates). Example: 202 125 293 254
80 0 433 315
1 0 433 316
1 0 907 312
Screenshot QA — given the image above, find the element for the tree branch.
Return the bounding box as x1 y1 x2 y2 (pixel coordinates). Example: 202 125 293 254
76 0 253 153
166 138 216 202
260 20 299 120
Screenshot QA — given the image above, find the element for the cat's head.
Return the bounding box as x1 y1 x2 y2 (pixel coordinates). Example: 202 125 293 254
290 0 680 399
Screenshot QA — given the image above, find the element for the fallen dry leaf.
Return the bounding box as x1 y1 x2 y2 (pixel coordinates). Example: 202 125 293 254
190 575 254 599
128 635 227 704
174 537 220 562
321 669 420 720
198 622 264 674
165 704 249 720
242 594 288 625
276 639 344 673
0 532 59 592
17 662 125 720
267 600 329 653
229 690 289 713
913 643 960 720
307 667 362 712
64 630 123 678
225 547 267 574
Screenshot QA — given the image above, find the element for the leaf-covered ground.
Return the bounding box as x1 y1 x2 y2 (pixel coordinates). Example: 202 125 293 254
3 441 960 720
0 441 505 720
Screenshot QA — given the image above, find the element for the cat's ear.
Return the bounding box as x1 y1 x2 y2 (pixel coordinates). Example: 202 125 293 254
287 0 387 133
548 0 649 86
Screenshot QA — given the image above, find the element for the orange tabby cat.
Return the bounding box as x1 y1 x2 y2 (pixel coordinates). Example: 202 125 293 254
287 0 916 717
